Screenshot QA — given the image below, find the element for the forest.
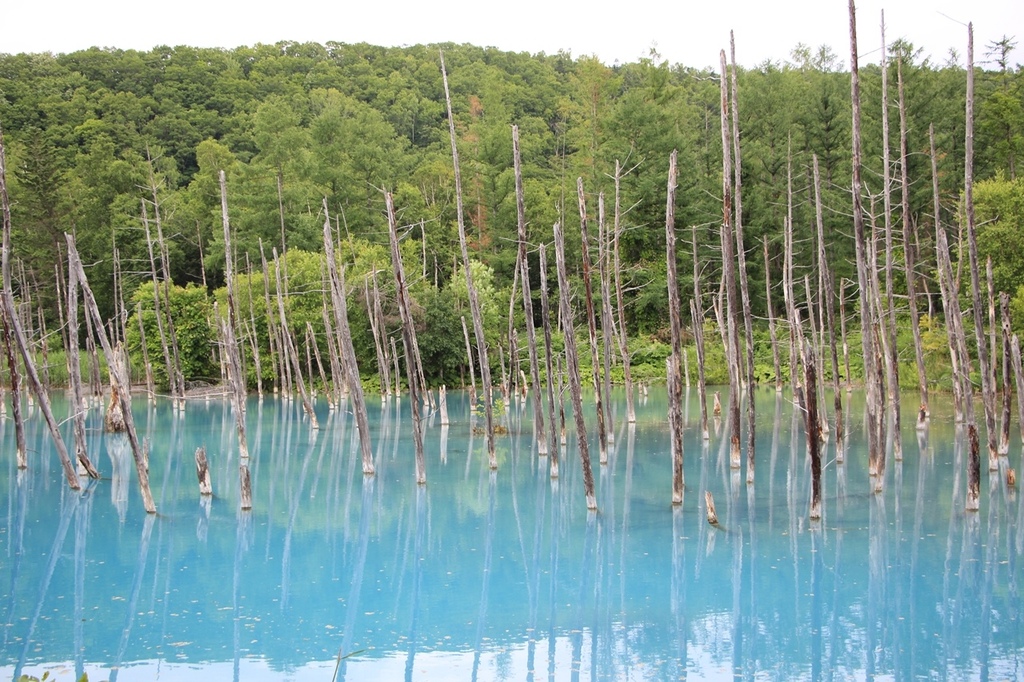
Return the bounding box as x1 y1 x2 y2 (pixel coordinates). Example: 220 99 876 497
0 33 1022 397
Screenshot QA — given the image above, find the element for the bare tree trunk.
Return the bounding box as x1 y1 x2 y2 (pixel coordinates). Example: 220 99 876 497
441 51 496 469
273 249 319 429
692 226 710 440
999 292 1012 455
763 239 783 392
67 235 154 509
597 193 615 445
849 0 885 482
963 24 999 476
553 220 597 510
784 143 801 403
576 178 608 465
729 33 757 484
307 322 333 410
368 270 391 399
897 58 929 427
612 161 636 423
719 50 743 470
664 151 685 503
65 252 98 476
386 191 427 483
142 200 177 403
461 315 477 404
512 125 548 455
539 243 560 478
1011 334 1024 442
147 165 184 406
323 207 375 475
1 302 27 468
195 446 213 496
813 156 844 453
218 170 252 511
805 344 822 520
259 241 284 396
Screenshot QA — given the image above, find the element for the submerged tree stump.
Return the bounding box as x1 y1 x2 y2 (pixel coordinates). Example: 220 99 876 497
195 446 213 496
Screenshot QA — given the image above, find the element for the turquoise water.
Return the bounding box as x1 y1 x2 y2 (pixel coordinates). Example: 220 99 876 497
1 387 1022 681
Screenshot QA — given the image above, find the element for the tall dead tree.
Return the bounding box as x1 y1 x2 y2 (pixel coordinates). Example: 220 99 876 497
1 303 26 468
273 248 319 430
141 199 177 402
512 125 548 456
146 161 185 406
386 191 427 483
612 161 636 423
665 151 685 504
538 243 560 478
441 50 496 469
219 170 252 511
813 155 844 449
719 50 743 470
964 24 999 471
763 239 783 392
898 57 929 427
323 205 375 475
692 226 710 440
597 193 615 445
849 0 885 481
554 220 597 510
576 178 608 464
999 293 1012 454
730 33 757 484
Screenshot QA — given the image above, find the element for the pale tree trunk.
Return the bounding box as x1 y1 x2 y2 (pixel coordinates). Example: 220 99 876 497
897 58 929 426
999 293 1012 455
612 161 636 423
719 50 743 470
67 235 154 509
538 244 560 478
813 156 845 455
553 220 597 510
576 178 608 465
664 150 685 504
146 164 184 407
784 144 801 403
441 51 496 469
461 315 477 405
142 200 176 401
65 257 97 476
763 239 783 393
963 24 999 473
1010 334 1024 442
730 33 756 484
218 170 252 511
386 191 427 483
597 194 615 445
512 125 548 455
273 248 319 430
1 302 27 468
692 226 709 440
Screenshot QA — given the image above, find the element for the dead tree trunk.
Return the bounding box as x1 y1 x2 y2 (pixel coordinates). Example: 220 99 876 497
1 302 27 468
719 50 743 471
218 170 252 511
195 446 212 496
323 206 376 476
461 315 477 405
729 33 757 484
597 193 615 445
898 57 929 427
664 151 685 503
512 125 548 456
763 239 783 392
142 200 178 403
692 226 710 440
849 0 885 481
67 234 154 509
576 178 608 465
147 169 185 406
386 191 427 483
805 344 822 521
273 248 319 430
612 160 636 423
813 155 845 451
964 24 999 472
539 243 560 478
999 293 1012 455
554 220 597 510
65 258 95 475
441 51 496 469
1010 334 1024 442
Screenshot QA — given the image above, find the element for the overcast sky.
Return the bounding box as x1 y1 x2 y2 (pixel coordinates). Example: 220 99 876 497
3 0 1020 69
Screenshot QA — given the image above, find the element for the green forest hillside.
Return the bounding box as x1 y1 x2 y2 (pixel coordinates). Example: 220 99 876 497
1 39 1022 390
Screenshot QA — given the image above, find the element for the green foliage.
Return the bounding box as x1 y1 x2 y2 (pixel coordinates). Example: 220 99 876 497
126 281 217 389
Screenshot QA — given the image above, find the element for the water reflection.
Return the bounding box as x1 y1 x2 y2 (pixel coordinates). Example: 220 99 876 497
2 389 1024 680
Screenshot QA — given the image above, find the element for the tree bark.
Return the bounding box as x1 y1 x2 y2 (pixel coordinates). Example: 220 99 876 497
538 243 560 478
664 151 685 503
576 178 608 465
195 446 213 496
813 155 844 451
805 344 822 521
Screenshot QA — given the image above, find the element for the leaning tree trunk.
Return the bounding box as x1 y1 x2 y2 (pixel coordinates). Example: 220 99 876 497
386 191 427 484
441 51 496 469
273 248 319 430
553 220 597 510
323 207 375 476
538 243 560 478
141 199 178 403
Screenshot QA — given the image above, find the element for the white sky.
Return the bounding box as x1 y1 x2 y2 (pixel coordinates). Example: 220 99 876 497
2 0 1021 69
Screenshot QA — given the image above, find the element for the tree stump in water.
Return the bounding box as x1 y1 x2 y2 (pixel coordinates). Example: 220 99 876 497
196 447 213 496
104 342 129 432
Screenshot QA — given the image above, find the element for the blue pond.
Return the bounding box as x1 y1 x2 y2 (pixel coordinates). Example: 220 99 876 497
1 387 1022 680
